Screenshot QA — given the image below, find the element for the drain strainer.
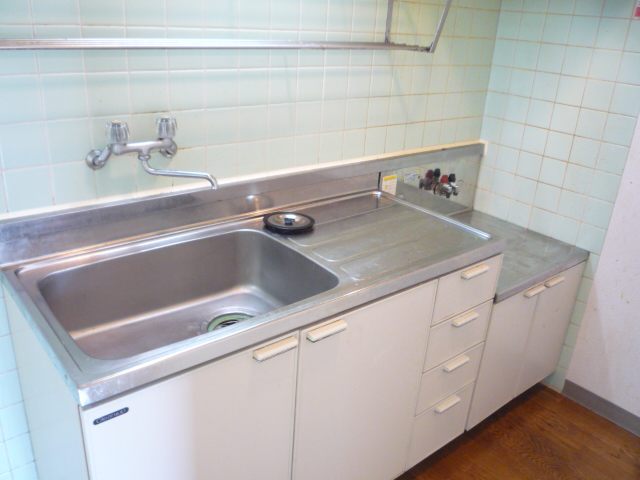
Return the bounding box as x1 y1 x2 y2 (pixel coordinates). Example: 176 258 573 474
206 313 254 332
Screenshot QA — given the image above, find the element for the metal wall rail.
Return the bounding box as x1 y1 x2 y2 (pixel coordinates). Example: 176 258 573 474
0 0 452 53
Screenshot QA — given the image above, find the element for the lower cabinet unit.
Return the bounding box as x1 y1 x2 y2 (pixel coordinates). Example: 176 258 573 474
467 262 585 430
292 281 437 480
515 262 585 395
17 256 505 480
80 334 300 480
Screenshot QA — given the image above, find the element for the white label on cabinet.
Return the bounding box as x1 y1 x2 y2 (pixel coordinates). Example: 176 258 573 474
381 175 397 195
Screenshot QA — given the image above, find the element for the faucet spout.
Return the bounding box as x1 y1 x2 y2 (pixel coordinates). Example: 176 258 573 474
140 157 218 190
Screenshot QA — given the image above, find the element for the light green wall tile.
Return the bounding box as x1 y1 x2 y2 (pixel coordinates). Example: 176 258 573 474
574 0 604 17
79 0 125 25
0 1 31 24
4 167 53 212
563 163 593 194
610 84 640 117
561 46 593 77
550 104 579 134
124 0 166 26
31 0 80 24
542 14 572 44
238 140 267 175
576 223 606 254
582 79 614 111
129 72 169 114
51 162 97 204
575 108 607 140
0 77 42 124
588 49 622 81
602 113 637 146
0 123 48 170
41 74 89 120
169 71 204 111
595 18 630 50
596 143 629 174
569 137 599 168
618 52 640 86
86 73 131 117
588 170 621 202
557 190 587 220
552 215 580 244
568 15 600 47
540 157 567 187
583 197 614 229
548 0 576 14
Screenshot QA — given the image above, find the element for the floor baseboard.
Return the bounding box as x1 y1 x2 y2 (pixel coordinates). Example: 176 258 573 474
563 381 640 437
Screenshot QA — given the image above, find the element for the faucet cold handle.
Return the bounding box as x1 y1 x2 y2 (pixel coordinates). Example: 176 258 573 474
105 120 130 144
156 116 177 139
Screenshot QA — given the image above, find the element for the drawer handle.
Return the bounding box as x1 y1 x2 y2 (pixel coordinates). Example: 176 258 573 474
545 275 565 288
452 311 478 328
253 336 298 362
461 264 489 280
443 355 470 373
524 285 546 298
435 395 461 414
307 319 347 343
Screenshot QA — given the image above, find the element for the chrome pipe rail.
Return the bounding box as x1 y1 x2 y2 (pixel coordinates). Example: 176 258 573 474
0 38 432 52
0 0 452 53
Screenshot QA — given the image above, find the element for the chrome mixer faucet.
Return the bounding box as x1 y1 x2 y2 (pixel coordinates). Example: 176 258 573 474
86 116 218 189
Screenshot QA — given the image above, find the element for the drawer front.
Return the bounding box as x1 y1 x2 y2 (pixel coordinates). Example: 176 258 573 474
406 383 474 469
416 343 483 415
432 255 501 325
424 300 491 372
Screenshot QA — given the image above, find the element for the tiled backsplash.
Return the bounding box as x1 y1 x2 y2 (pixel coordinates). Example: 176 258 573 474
0 0 500 214
475 0 640 388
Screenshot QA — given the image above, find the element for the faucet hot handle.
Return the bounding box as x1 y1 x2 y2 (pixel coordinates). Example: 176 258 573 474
105 120 130 144
156 116 178 139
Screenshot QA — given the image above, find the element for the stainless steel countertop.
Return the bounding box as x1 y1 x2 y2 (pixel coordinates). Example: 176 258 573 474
2 188 505 406
451 210 589 302
394 183 590 302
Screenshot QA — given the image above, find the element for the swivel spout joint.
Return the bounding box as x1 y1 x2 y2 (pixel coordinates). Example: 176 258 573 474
86 116 218 190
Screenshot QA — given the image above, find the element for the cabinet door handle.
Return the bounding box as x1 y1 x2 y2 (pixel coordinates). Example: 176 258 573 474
306 319 347 343
435 395 461 414
545 275 565 288
524 284 546 298
253 336 298 362
452 311 478 328
443 355 470 373
461 264 489 280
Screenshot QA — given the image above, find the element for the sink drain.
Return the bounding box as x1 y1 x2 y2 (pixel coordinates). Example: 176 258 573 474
206 313 254 332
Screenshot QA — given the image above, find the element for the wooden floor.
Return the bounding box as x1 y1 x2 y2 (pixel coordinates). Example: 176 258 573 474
398 385 640 480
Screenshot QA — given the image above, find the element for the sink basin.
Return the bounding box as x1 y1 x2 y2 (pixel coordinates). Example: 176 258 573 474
27 229 339 360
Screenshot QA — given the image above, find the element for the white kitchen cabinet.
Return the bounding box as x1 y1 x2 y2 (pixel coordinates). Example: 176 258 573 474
292 281 437 480
466 286 540 429
466 262 585 430
516 262 585 395
79 334 300 480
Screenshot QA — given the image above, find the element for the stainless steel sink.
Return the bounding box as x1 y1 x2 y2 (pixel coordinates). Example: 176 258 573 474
21 229 339 360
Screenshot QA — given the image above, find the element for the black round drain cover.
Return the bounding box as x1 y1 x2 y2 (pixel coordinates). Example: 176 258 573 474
263 212 315 234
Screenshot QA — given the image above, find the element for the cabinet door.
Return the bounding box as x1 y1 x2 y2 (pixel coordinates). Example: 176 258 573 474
80 334 299 480
293 282 437 480
466 288 539 429
516 262 585 395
